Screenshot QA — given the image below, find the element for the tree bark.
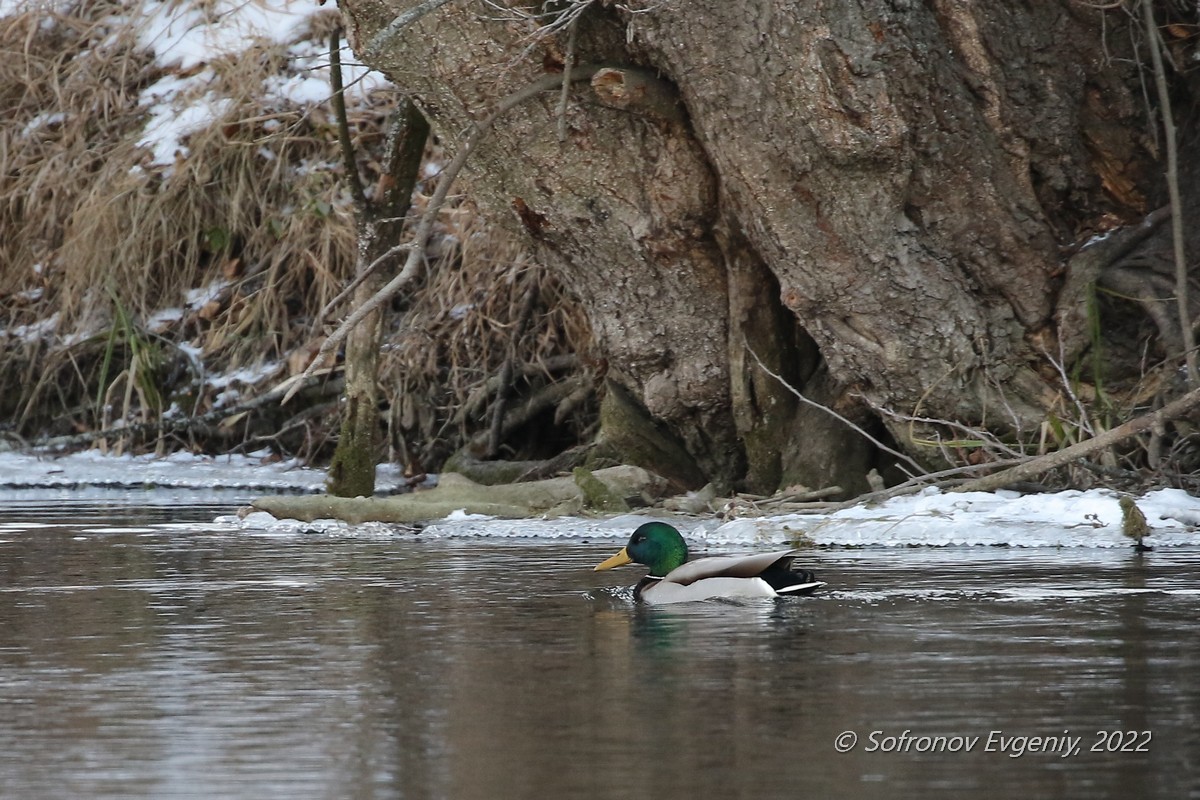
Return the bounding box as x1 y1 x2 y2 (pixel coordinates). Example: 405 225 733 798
338 0 1169 492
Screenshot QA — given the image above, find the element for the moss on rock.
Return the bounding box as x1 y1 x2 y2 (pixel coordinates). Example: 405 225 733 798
253 465 667 523
598 381 706 491
572 467 630 513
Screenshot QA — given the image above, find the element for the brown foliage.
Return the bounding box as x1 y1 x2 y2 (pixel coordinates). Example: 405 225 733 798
0 3 597 465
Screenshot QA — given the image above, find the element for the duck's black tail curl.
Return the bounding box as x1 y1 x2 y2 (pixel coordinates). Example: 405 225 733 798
761 558 822 595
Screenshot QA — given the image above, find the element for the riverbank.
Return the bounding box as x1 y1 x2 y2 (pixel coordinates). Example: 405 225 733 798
0 0 594 470
3 450 1198 549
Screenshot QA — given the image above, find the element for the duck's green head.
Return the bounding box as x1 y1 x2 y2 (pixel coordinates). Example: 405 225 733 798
594 521 688 578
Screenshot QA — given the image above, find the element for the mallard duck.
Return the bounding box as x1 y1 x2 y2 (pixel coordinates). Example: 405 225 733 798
594 521 824 604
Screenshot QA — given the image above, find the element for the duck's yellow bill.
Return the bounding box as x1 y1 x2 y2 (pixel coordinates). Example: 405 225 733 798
594 547 632 571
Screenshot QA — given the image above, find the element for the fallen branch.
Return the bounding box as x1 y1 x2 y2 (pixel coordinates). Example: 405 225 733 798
252 464 668 523
952 387 1200 493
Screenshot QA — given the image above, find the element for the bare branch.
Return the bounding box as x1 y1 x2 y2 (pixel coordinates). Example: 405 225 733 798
329 29 367 208
364 0 460 61
317 243 414 321
35 374 341 453
280 65 606 403
1037 339 1095 441
487 276 540 456
953 386 1200 493
871 405 1025 460
812 458 1033 512
556 13 580 143
485 1 596 70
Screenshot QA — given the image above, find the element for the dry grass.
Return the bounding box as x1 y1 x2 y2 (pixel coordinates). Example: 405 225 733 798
2 4 358 349
0 2 597 462
0 2 364 445
380 193 597 469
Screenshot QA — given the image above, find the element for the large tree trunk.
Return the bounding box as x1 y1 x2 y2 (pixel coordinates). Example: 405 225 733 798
339 0 1169 494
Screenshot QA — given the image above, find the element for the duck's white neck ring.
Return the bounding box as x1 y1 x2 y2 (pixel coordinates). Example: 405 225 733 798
646 575 665 581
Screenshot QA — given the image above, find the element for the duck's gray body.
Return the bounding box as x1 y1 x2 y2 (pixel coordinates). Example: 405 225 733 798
634 549 825 605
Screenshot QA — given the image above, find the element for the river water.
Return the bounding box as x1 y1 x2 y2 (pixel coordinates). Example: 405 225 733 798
1 502 1197 799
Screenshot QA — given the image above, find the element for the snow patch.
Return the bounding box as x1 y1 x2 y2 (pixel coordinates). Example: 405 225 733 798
137 82 232 169
693 487 1200 549
0 450 1196 550
126 0 389 173
21 111 65 137
146 306 184 330
133 0 315 71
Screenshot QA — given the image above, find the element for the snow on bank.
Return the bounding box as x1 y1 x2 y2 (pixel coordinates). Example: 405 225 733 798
703 487 1200 549
0 449 396 495
0 449 325 493
391 486 1200 549
2 0 326 171
1 451 1198 549
119 0 388 171
133 0 315 70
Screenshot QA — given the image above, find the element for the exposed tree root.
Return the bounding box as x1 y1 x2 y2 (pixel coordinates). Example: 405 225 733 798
466 376 590 455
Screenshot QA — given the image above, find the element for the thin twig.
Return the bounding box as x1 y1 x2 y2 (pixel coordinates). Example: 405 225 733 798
745 342 928 476
469 376 583 453
757 485 844 507
34 374 342 452
318 244 412 321
953 386 1200 493
870 401 1026 460
329 29 366 208
487 0 595 73
1038 339 1095 439
487 276 541 455
321 102 427 323
773 458 1034 514
557 13 580 143
454 354 579 424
